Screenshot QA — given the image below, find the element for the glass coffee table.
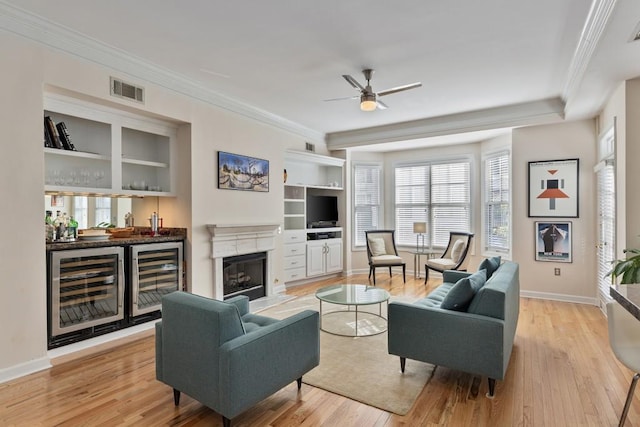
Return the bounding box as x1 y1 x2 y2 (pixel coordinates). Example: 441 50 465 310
315 284 390 337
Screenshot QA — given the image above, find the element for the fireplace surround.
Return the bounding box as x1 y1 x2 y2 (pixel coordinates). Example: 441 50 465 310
207 223 281 300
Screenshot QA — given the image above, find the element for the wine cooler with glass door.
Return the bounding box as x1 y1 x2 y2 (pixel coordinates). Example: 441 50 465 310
48 247 125 348
129 242 183 320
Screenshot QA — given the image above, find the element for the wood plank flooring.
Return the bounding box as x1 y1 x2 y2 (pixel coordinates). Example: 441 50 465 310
0 274 637 426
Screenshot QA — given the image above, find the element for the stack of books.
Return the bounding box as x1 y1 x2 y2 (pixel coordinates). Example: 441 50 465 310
44 116 76 151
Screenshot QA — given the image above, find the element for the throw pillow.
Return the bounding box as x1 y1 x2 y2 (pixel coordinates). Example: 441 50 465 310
369 237 386 256
478 256 501 279
451 239 466 263
441 277 475 311
467 268 487 293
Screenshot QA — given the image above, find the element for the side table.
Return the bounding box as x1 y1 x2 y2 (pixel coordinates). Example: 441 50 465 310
410 250 440 278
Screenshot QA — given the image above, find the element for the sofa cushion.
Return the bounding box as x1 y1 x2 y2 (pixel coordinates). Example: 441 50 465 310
241 313 280 333
441 277 475 311
467 269 487 292
369 238 386 256
478 256 501 279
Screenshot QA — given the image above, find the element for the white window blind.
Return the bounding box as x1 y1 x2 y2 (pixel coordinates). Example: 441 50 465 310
73 196 88 229
484 152 510 253
353 163 382 247
395 161 470 247
95 197 112 226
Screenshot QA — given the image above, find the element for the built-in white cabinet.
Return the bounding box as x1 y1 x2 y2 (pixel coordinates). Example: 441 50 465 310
283 230 307 282
306 238 343 277
283 150 345 283
44 94 177 196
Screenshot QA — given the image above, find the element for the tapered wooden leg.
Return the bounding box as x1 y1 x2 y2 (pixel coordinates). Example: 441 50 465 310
424 266 429 285
173 389 181 406
389 266 392 277
368 266 372 279
372 267 376 285
487 378 496 397
223 416 231 427
400 357 406 373
402 265 406 283
297 377 302 390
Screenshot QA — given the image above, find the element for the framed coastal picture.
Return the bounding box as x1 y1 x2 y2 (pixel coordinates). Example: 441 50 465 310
528 158 579 217
218 151 269 192
535 221 572 263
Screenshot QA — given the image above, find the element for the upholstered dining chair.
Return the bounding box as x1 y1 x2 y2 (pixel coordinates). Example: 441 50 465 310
607 301 640 426
365 230 406 285
424 231 474 284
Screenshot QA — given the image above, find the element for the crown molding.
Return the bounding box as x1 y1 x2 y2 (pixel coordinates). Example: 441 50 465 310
562 0 618 108
326 98 565 149
0 1 324 142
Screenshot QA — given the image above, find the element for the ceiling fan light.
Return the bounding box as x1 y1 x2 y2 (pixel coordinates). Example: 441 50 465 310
360 94 377 111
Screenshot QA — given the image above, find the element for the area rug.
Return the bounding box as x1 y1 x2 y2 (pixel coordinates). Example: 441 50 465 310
257 294 435 415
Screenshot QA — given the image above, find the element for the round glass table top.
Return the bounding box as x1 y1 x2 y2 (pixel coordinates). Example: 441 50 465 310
315 284 390 306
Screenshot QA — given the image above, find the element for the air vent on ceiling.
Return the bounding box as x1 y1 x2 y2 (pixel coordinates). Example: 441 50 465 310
110 77 144 103
305 142 315 152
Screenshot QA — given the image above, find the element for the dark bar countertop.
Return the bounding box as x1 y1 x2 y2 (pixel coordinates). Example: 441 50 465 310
46 227 187 251
610 284 640 320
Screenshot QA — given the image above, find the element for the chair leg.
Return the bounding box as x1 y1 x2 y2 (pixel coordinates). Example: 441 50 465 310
173 388 181 405
297 377 302 390
400 357 406 373
424 266 429 285
487 378 496 398
619 373 640 426
372 267 376 285
389 266 392 277
368 266 372 279
402 264 406 283
223 416 232 427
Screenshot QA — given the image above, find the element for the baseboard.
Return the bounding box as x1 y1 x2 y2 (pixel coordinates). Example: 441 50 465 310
0 356 51 385
520 290 598 305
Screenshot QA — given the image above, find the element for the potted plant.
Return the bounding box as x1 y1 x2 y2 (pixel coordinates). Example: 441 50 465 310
608 249 640 284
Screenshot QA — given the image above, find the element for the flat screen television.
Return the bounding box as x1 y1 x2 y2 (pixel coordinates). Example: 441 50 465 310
306 195 338 228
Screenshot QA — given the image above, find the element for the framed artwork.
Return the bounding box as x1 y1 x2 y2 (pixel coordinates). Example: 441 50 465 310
528 158 579 217
535 221 572 263
51 195 64 207
218 151 269 192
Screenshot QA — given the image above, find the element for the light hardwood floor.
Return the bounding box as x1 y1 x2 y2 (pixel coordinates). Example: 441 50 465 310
0 274 636 426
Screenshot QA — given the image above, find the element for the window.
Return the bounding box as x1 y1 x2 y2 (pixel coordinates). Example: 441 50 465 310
95 197 112 225
484 151 510 253
73 196 88 229
395 160 470 248
353 163 382 247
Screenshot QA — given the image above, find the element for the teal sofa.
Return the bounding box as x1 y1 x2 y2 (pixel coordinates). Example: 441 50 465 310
156 292 320 426
388 260 519 397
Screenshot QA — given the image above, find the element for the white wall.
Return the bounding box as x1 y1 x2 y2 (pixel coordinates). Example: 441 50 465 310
0 33 313 380
512 120 597 303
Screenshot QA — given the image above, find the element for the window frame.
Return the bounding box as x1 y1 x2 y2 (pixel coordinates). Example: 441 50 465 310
352 162 383 249
393 157 472 249
482 149 511 257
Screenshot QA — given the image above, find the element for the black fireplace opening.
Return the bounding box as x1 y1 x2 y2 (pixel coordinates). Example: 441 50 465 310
223 252 266 301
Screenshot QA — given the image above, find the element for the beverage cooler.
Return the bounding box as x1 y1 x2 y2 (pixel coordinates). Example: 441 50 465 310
49 247 125 347
129 242 183 318
48 240 183 349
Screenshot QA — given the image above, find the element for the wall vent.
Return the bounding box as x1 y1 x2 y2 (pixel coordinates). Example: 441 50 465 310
305 142 315 152
110 77 144 103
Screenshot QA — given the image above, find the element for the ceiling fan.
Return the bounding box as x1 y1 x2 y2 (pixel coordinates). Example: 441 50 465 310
325 69 422 111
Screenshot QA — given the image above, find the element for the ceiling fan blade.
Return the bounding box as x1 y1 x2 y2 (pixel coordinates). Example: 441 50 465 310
323 95 359 102
377 82 422 97
377 99 389 110
342 75 366 91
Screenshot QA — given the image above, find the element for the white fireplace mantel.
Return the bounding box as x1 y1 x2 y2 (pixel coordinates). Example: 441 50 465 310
207 223 281 299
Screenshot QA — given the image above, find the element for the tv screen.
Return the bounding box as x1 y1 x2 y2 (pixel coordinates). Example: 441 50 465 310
307 195 338 227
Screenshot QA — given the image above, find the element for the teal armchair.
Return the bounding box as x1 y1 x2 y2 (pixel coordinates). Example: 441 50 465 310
156 292 320 427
